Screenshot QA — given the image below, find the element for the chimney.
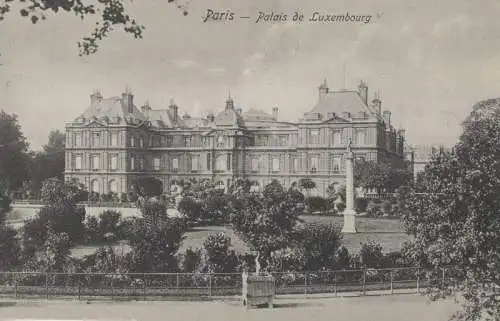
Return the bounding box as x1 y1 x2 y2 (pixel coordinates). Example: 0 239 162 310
90 89 102 105
318 78 329 100
382 110 391 127
168 97 179 122
207 112 215 123
141 101 152 118
372 92 382 114
182 113 191 120
358 81 368 105
122 86 134 114
272 107 278 120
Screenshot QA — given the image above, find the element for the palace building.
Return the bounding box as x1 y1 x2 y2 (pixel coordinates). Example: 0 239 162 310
64 80 409 197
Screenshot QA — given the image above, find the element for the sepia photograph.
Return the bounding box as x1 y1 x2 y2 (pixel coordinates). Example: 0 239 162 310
0 0 498 320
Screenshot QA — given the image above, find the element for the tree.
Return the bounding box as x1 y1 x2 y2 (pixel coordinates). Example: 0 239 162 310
230 180 305 272
28 130 66 197
0 111 31 191
133 176 163 198
0 0 188 56
354 159 412 192
402 98 500 321
24 179 86 248
299 178 316 197
293 223 342 271
200 232 238 273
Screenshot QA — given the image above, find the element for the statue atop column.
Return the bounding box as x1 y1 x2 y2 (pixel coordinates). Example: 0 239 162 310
341 136 357 233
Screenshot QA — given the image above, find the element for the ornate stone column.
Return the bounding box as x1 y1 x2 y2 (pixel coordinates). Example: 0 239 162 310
342 139 357 233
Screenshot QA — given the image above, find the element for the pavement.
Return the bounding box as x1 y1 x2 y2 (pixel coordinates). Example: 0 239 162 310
0 293 461 321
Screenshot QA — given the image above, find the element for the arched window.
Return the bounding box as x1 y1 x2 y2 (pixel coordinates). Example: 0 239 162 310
91 179 100 193
108 180 118 194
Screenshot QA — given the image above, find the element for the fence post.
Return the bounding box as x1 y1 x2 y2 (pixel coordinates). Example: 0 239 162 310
111 274 115 301
14 273 18 298
143 274 147 298
209 274 212 298
362 269 366 296
333 272 337 297
45 273 49 300
390 270 394 294
416 268 420 294
176 274 180 289
304 272 308 296
441 268 446 292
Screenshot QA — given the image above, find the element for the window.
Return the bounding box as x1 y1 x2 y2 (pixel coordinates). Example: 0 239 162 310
139 138 144 148
73 133 82 147
91 154 100 170
206 153 211 170
130 156 135 170
192 155 199 171
110 133 118 146
184 136 191 147
91 132 100 146
310 129 320 144
257 136 268 146
166 136 173 146
293 158 299 172
216 135 224 147
251 158 259 172
202 136 210 147
310 156 318 173
108 180 117 194
129 137 135 147
172 158 179 171
153 157 161 171
333 130 342 146
138 157 144 170
279 135 288 146
226 154 231 170
272 158 280 172
356 130 366 145
216 155 225 171
332 157 341 172
109 154 118 170
91 180 99 193
73 154 82 170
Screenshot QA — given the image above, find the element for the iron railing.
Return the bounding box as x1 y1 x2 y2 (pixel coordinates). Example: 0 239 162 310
0 267 455 301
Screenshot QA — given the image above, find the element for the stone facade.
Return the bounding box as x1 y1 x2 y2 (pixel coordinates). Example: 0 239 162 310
64 80 409 197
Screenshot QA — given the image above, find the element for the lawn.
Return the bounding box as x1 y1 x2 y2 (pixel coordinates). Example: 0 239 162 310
71 215 411 259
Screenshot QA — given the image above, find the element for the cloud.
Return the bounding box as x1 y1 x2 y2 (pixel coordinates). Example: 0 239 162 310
167 59 200 69
206 67 226 73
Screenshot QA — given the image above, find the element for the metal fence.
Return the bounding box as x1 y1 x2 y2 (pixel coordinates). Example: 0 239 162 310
0 267 455 301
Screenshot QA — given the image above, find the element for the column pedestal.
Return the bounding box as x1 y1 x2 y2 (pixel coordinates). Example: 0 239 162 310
341 209 357 233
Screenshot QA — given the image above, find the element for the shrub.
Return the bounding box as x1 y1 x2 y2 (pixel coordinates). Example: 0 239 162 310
84 216 100 244
268 247 306 272
381 200 392 216
98 210 122 236
120 193 128 203
336 202 346 213
179 247 202 273
334 246 352 269
355 198 369 213
366 201 382 217
200 232 239 273
307 196 329 213
293 223 342 271
359 241 385 268
178 196 202 223
0 225 21 270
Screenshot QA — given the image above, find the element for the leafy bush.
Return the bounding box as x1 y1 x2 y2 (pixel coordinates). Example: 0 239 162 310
98 210 122 236
307 196 329 213
178 196 202 223
120 193 128 203
334 246 352 269
268 247 306 272
84 216 100 244
366 201 382 217
293 223 342 271
359 241 385 268
178 247 202 273
336 202 346 213
0 225 21 270
355 197 369 213
381 200 392 216
200 232 239 273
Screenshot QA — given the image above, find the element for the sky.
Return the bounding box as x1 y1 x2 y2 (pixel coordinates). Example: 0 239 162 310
0 0 499 150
